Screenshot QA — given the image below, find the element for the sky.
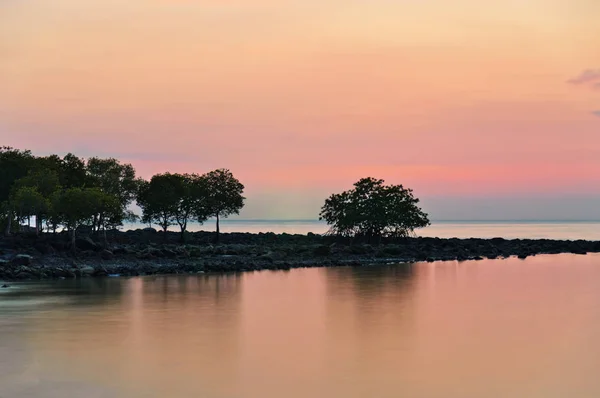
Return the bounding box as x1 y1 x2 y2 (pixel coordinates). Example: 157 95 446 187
1 0 600 220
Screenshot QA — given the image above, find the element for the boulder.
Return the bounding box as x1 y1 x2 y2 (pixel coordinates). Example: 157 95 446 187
76 237 99 251
11 254 33 266
53 268 76 278
80 266 95 276
15 266 37 279
112 246 129 255
1 284 9 288
100 250 114 260
161 248 178 258
34 243 55 255
313 245 331 256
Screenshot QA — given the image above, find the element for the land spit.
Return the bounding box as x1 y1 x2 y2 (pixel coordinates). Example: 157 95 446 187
1 229 599 282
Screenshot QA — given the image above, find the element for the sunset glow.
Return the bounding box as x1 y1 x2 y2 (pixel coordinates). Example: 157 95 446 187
2 0 599 219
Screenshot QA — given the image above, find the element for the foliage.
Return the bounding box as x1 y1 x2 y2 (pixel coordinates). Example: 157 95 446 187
15 169 61 198
60 153 87 189
50 188 102 231
319 177 430 240
137 173 204 240
0 147 33 206
200 169 245 240
86 157 140 231
50 187 117 248
10 186 47 230
0 147 34 235
2 147 246 243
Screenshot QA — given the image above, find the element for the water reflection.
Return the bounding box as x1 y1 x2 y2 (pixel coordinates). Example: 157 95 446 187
1 255 600 397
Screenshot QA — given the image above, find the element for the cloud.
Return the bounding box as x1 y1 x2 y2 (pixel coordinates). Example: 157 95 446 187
568 69 600 85
593 111 600 117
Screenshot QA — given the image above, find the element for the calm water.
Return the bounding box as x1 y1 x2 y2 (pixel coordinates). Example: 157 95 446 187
126 220 600 240
2 254 600 397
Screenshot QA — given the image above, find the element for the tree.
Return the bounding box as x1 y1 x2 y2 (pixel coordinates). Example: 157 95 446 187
9 186 47 233
60 153 87 189
86 157 139 232
137 173 202 241
199 169 245 242
0 147 33 235
319 177 430 242
13 168 61 233
50 187 108 250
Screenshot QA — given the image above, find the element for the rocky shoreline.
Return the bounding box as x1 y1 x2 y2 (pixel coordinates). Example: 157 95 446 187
1 229 600 283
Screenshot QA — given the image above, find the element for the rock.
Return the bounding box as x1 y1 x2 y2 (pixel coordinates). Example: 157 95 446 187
34 242 55 255
53 268 76 278
100 250 114 260
80 266 95 276
92 268 108 277
15 265 37 279
76 237 99 251
161 248 177 258
313 245 331 256
11 254 33 266
50 241 68 251
112 246 128 255
1 284 9 288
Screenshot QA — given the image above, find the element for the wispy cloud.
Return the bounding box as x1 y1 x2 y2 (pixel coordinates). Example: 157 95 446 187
568 69 600 85
593 111 600 118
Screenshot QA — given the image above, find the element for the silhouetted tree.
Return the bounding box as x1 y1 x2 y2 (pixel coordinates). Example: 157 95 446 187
60 153 87 189
319 177 430 242
86 157 139 232
137 173 204 241
50 187 112 250
0 147 33 235
199 169 245 242
9 186 47 233
13 168 61 233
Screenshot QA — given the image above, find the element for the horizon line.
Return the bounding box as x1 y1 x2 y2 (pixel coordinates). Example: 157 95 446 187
180 219 600 223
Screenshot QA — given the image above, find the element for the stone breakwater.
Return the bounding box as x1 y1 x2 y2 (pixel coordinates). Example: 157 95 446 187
1 229 600 282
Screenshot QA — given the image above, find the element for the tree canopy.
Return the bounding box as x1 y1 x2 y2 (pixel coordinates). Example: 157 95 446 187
319 177 430 241
136 173 205 240
136 170 245 242
0 148 140 242
199 169 245 241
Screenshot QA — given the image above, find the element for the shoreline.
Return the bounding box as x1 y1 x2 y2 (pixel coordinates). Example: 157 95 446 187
1 229 600 282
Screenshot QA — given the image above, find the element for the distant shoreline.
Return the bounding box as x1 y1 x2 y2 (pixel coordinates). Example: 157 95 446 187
2 229 600 282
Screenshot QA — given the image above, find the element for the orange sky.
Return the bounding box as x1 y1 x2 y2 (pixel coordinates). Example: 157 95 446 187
2 0 599 219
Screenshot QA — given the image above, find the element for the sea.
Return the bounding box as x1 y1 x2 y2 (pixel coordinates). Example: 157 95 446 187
3 221 600 397
125 219 600 241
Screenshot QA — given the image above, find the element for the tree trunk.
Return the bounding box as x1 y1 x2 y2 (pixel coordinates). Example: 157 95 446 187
71 228 77 253
103 226 108 248
215 213 220 243
4 211 12 236
162 222 168 241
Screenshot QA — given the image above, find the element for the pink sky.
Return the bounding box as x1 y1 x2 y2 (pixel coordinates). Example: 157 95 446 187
2 0 600 219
